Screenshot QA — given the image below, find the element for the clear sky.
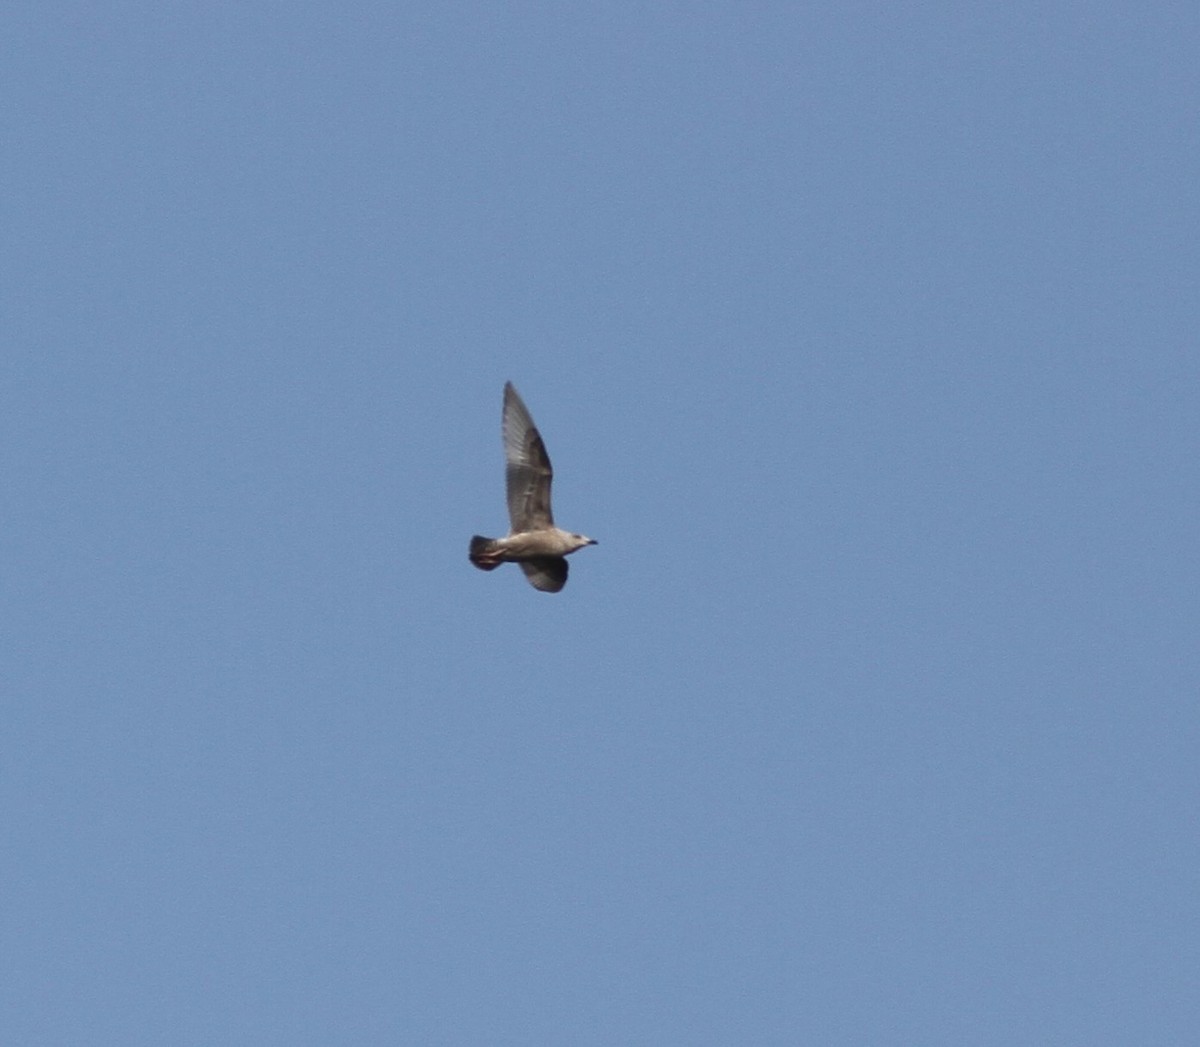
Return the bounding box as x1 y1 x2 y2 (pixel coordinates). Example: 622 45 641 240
4 3 1197 1044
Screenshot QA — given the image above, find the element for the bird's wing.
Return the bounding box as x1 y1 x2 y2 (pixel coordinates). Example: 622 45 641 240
520 557 568 592
502 382 555 531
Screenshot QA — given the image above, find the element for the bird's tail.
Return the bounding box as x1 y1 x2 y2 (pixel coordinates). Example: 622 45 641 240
469 535 503 570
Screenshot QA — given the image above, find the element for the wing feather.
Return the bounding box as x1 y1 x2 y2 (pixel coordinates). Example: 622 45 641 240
520 557 568 592
503 382 554 531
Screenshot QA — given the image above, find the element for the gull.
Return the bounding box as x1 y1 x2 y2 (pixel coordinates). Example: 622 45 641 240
469 382 597 592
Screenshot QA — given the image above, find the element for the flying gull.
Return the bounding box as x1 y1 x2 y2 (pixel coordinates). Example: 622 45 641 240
469 382 597 592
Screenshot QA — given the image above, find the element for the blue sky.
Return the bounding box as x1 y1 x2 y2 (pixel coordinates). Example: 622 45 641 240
4 3 1198 1043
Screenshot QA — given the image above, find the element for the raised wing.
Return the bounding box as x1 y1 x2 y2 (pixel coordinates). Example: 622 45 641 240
502 382 554 532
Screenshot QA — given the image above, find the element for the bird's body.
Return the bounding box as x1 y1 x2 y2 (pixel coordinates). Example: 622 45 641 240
469 382 596 592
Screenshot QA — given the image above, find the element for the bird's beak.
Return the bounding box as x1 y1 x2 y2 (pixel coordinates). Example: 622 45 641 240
588 538 598 545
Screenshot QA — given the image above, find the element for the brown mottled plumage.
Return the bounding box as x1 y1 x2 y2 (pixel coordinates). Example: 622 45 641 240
469 383 596 593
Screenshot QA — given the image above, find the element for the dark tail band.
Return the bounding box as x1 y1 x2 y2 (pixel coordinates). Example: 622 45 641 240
469 535 502 570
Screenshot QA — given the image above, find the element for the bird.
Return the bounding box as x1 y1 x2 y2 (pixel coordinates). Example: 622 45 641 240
469 382 597 592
